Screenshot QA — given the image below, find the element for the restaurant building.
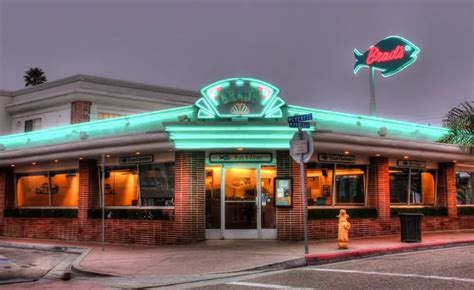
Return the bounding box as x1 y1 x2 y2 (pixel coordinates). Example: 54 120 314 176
0 76 472 245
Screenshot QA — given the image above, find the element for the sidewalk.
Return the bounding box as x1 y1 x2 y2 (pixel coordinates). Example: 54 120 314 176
0 230 473 277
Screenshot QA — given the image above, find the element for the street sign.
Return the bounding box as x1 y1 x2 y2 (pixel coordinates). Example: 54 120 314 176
290 131 313 164
287 113 313 123
288 122 310 129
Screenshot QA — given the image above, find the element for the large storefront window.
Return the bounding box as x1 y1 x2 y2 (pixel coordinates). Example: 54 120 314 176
16 170 79 207
205 166 221 229
103 163 174 207
307 163 367 206
335 165 366 204
456 172 474 205
390 168 436 205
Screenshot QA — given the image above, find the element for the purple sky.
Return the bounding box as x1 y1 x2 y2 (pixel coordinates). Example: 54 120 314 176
1 0 473 125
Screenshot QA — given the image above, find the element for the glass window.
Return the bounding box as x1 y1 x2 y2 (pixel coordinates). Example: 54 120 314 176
390 168 409 203
16 170 79 207
50 171 79 207
24 118 41 132
390 168 436 205
456 172 474 205
307 163 334 206
335 165 366 204
104 166 139 206
205 166 221 229
139 163 175 206
261 166 277 229
97 112 123 120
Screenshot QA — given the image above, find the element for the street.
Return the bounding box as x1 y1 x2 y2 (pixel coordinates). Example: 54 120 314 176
185 246 474 289
0 245 472 289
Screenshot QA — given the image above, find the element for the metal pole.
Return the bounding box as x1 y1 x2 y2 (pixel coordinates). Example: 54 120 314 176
299 126 309 255
370 67 376 116
101 154 105 251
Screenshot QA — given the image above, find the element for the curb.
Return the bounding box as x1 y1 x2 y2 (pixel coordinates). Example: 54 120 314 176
305 239 474 265
70 247 120 277
209 256 307 275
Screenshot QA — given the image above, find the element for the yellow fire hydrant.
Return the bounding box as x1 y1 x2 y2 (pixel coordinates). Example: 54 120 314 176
337 209 351 249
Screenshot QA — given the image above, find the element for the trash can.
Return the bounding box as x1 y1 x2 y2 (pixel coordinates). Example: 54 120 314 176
398 213 423 242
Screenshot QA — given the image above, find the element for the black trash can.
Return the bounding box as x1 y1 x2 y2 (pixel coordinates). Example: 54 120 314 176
398 213 423 242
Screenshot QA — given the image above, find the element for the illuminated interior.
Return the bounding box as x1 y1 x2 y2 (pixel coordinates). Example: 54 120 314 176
16 171 79 207
225 168 257 229
335 165 366 204
205 166 221 229
104 167 139 206
307 164 334 206
261 166 276 229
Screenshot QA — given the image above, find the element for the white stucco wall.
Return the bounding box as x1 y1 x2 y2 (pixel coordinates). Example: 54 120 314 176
10 105 71 134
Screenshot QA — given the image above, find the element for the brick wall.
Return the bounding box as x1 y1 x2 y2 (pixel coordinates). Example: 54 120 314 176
438 163 458 218
0 167 14 234
276 151 305 241
71 101 91 124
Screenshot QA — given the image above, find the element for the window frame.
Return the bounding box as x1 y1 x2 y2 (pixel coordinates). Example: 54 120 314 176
307 162 368 209
389 167 438 207
100 163 175 209
14 169 79 209
24 118 42 132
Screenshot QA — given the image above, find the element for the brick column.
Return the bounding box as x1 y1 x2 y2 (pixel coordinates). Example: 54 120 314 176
78 160 99 230
437 162 457 218
368 157 390 223
71 101 92 124
276 151 304 241
174 151 205 243
0 167 14 234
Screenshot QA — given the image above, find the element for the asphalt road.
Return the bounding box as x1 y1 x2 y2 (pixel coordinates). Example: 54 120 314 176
187 245 474 289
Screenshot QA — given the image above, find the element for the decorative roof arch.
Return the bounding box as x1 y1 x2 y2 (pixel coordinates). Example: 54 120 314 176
195 77 285 119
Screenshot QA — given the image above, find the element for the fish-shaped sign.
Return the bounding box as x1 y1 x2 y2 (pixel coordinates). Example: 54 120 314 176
354 36 420 77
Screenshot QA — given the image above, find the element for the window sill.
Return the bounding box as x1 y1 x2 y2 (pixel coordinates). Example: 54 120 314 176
308 205 366 209
4 208 78 218
457 204 474 207
390 205 435 208
103 206 174 210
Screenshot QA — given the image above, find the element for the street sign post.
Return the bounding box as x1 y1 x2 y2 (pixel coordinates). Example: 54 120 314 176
288 114 313 255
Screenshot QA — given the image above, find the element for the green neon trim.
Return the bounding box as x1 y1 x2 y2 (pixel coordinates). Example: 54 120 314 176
0 106 194 151
165 124 314 132
287 105 446 142
353 35 420 78
197 77 284 119
265 109 283 118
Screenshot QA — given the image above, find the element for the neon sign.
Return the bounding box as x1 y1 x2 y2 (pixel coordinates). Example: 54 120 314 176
354 36 420 77
195 78 285 119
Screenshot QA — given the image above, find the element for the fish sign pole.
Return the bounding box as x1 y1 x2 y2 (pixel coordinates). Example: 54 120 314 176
354 35 420 116
288 113 314 255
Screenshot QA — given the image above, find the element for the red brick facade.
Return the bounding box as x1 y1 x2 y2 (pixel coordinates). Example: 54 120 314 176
71 101 92 124
0 152 472 245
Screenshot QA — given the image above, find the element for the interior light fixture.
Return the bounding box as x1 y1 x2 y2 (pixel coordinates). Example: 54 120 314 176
10 164 15 167
135 152 141 155
54 160 59 163
237 148 244 151
403 156 409 159
375 154 381 157
32 162 36 165
344 151 350 155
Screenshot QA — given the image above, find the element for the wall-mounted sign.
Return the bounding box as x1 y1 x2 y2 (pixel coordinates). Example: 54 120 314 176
195 78 285 119
397 160 426 168
119 155 154 165
209 153 272 163
354 36 420 78
274 177 292 207
318 153 355 164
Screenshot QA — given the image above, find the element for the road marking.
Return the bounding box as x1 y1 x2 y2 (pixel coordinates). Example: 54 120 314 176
305 268 474 283
226 281 311 289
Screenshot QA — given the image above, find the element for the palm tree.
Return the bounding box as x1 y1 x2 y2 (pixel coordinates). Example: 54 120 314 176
23 67 47 87
439 101 474 154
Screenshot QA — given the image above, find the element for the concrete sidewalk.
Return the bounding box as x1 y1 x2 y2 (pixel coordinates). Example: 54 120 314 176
0 230 473 277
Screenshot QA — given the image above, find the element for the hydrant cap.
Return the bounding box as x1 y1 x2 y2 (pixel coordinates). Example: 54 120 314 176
337 209 349 218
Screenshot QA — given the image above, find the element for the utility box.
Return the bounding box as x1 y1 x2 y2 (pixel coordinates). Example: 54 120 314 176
398 213 423 242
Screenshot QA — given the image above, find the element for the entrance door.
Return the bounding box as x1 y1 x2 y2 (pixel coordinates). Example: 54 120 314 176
205 165 277 239
223 167 259 239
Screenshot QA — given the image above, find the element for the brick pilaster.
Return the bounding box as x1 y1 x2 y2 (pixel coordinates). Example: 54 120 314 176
78 160 99 224
71 101 92 124
174 151 205 243
368 157 390 222
276 151 304 241
437 162 457 218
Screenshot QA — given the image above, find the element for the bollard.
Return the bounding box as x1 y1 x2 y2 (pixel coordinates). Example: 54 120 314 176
337 209 351 249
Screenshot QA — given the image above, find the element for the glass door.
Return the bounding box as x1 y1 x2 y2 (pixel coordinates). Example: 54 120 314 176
223 167 259 239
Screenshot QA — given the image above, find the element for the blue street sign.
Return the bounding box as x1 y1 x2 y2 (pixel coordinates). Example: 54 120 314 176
287 113 313 123
289 122 310 129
